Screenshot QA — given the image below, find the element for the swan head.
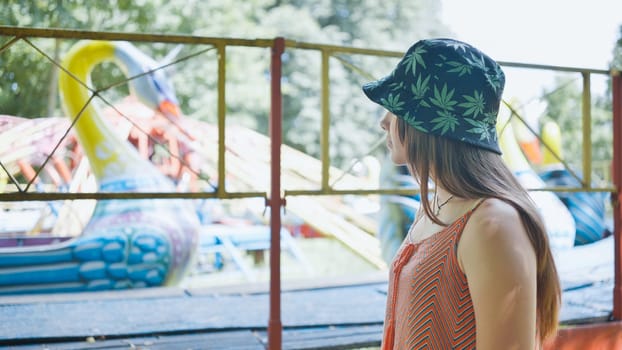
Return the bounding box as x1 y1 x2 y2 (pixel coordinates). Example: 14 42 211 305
113 41 181 119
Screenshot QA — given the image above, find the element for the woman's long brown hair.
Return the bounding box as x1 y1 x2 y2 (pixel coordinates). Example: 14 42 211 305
398 118 561 342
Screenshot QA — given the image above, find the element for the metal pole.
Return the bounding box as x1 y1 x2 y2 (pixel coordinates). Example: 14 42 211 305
268 37 285 350
612 72 622 320
581 72 592 187
320 49 331 192
217 43 226 197
611 72 622 321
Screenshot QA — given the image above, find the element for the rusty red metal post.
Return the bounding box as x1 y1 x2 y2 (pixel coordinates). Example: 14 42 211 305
268 37 285 350
613 72 622 320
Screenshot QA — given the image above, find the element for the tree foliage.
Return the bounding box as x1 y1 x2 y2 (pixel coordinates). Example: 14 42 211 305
1 0 449 167
540 24 621 184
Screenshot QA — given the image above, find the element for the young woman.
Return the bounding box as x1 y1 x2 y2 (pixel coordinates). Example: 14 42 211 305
363 38 560 350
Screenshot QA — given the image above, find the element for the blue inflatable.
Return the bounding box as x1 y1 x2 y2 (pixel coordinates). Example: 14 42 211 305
538 121 609 245
498 110 576 251
539 169 608 245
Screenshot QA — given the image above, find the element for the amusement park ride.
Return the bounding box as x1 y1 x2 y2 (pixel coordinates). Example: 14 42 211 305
0 40 202 293
0 28 621 349
0 38 375 293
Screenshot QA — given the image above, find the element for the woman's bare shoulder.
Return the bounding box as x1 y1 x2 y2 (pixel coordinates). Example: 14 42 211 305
468 198 524 233
459 198 534 266
472 197 520 222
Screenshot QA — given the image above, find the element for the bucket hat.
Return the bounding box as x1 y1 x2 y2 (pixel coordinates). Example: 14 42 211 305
363 38 505 154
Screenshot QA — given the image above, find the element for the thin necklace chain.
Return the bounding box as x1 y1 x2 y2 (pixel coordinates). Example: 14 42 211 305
407 190 455 244
407 192 454 244
434 194 454 215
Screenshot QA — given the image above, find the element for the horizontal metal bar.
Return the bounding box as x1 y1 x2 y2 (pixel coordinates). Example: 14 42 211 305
286 189 420 196
528 186 616 193
497 60 610 75
285 40 609 73
0 191 267 202
285 39 403 57
2 186 612 202
0 25 274 47
285 186 616 197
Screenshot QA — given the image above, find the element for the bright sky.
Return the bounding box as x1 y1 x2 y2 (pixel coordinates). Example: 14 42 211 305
441 0 620 68
441 0 621 117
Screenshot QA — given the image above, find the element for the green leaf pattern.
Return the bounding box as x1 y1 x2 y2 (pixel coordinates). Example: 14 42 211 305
458 91 485 118
483 111 497 126
380 93 405 112
465 118 491 141
485 63 504 93
466 52 487 72
445 41 469 52
402 111 428 133
431 109 459 135
389 81 404 91
410 74 430 100
403 45 427 76
429 84 458 111
446 61 472 76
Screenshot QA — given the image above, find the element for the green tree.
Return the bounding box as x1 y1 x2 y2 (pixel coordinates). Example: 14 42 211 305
541 23 622 184
261 0 448 165
0 0 163 117
0 0 448 168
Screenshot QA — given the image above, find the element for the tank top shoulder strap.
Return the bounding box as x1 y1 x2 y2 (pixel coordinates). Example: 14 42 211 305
468 197 488 215
454 197 488 240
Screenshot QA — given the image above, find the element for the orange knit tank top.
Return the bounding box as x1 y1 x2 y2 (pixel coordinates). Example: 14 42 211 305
382 202 484 350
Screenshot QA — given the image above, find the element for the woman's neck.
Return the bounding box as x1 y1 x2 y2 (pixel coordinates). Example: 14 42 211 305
431 186 479 221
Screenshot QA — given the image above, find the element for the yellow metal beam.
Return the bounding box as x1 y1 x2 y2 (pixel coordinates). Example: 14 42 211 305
0 191 266 201
285 39 403 58
498 60 609 75
582 72 592 188
217 43 227 197
0 36 20 54
0 25 274 47
320 49 331 192
285 186 615 197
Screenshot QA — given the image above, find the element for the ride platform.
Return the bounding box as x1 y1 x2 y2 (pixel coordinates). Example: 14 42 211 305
0 266 615 350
